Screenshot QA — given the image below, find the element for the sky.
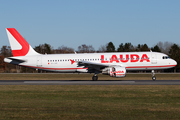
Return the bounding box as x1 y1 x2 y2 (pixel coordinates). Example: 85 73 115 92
0 0 180 51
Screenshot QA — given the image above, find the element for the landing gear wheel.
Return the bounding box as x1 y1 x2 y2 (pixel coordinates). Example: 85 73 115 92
92 76 98 81
152 76 156 81
151 70 156 81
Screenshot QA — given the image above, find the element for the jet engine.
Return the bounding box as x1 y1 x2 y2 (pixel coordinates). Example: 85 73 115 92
76 68 88 73
103 66 126 78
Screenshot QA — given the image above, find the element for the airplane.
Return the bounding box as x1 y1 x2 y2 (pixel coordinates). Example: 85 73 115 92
4 28 177 81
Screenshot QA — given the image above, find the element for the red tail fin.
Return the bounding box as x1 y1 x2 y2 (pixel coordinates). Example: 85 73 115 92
6 28 39 56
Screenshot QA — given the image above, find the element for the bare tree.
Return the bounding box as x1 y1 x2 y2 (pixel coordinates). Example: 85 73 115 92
156 41 173 54
97 45 106 53
0 46 12 57
54 46 74 54
78 44 95 53
34 43 53 54
0 46 12 72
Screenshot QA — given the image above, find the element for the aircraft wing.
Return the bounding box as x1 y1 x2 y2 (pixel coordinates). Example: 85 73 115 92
77 61 111 71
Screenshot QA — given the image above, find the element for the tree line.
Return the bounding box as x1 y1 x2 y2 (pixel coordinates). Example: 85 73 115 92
0 41 179 73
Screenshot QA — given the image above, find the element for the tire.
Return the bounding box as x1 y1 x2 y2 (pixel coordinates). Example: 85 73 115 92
92 76 98 81
152 76 156 81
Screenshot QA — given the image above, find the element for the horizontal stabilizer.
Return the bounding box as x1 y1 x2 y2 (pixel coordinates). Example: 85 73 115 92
4 57 26 64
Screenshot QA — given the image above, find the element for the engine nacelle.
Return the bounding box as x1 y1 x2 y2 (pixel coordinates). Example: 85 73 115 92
108 66 126 78
76 68 88 73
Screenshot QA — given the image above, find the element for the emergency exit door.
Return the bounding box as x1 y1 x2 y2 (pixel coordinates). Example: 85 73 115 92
151 54 157 64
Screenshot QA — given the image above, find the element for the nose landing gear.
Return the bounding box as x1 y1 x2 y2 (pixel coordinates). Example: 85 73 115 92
152 70 156 81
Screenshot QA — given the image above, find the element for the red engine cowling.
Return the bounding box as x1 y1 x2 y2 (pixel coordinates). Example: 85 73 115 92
108 67 126 77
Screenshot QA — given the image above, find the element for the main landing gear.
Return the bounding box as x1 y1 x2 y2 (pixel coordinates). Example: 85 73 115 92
152 70 156 81
92 74 98 81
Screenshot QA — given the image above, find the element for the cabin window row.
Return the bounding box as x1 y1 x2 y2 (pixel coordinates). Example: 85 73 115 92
48 57 150 62
48 59 100 62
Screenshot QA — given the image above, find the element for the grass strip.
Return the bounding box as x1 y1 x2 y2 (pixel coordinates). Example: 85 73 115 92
0 73 180 80
0 85 180 120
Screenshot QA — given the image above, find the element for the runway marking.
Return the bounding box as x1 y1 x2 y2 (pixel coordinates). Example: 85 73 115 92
24 81 135 85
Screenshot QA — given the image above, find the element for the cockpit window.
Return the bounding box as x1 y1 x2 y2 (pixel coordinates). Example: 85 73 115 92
162 56 170 59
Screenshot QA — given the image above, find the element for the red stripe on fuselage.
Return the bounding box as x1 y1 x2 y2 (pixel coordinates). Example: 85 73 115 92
20 65 176 71
126 65 176 69
22 65 88 71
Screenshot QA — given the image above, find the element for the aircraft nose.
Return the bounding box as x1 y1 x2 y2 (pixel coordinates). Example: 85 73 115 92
172 59 177 66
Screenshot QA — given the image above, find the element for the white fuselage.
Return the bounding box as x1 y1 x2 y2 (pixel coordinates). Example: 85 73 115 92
5 52 177 73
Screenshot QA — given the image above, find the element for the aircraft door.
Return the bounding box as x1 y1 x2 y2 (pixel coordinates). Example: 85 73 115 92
151 54 157 64
37 56 42 67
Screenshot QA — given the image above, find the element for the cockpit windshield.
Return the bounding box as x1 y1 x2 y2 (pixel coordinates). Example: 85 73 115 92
162 56 170 59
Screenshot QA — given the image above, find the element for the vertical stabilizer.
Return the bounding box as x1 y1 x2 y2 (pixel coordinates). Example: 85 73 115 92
6 28 39 56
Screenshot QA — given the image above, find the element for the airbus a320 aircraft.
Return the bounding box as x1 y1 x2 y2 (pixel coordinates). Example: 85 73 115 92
4 28 177 80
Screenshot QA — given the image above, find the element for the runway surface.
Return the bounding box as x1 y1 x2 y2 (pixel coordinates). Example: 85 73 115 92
0 80 180 85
